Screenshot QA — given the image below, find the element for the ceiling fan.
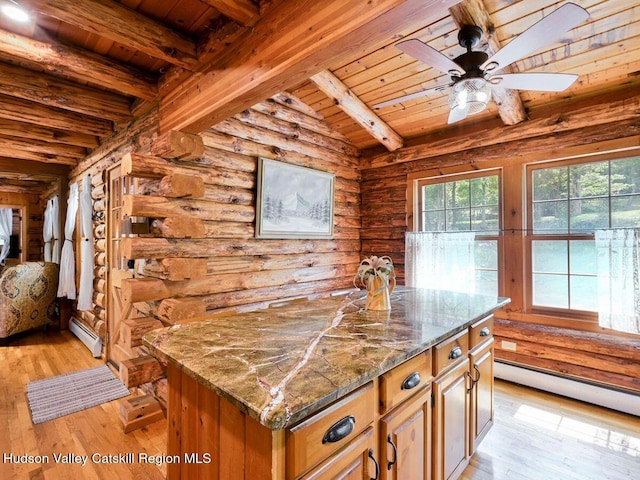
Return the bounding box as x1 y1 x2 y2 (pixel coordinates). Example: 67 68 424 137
373 2 590 124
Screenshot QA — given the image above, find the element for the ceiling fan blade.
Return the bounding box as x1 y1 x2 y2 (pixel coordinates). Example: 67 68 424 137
481 3 589 72
373 85 448 109
489 73 578 91
448 105 470 124
396 39 464 75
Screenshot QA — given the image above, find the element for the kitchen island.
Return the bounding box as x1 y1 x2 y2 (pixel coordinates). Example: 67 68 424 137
145 287 509 480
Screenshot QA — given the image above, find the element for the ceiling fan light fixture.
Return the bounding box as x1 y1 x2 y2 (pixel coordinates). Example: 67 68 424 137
1 1 30 23
448 78 491 116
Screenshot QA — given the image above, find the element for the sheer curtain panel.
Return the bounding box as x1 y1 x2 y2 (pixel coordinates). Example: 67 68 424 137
57 183 79 299
405 232 476 293
77 175 94 310
595 229 640 335
0 208 11 265
43 199 53 262
51 195 60 264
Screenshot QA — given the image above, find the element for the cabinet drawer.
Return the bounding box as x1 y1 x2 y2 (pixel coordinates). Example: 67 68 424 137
433 330 469 378
379 351 432 414
469 316 493 349
286 382 375 478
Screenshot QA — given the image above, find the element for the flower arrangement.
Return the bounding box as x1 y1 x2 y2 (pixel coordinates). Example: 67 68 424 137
353 255 396 310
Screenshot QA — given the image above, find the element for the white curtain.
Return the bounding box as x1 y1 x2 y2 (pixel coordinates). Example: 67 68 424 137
0 208 11 265
77 175 94 310
405 232 476 293
51 195 60 264
43 199 53 262
57 183 79 299
595 229 640 335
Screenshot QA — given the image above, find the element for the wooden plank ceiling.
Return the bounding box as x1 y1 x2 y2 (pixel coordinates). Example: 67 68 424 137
0 0 637 181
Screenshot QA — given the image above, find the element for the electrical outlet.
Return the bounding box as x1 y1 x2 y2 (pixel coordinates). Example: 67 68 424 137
501 340 517 352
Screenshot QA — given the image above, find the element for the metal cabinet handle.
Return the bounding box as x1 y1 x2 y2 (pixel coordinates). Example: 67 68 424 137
387 434 397 470
322 415 355 444
474 364 481 384
466 370 474 394
479 327 491 337
368 448 380 480
448 346 463 360
401 371 421 390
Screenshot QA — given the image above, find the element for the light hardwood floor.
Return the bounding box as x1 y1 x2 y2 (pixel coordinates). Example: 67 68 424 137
1 330 639 480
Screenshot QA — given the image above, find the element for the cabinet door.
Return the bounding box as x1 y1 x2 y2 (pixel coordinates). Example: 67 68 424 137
432 359 470 480
301 427 379 480
379 386 431 480
469 339 494 454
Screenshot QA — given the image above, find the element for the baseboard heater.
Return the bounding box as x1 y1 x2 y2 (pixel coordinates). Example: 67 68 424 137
69 317 102 358
495 361 640 417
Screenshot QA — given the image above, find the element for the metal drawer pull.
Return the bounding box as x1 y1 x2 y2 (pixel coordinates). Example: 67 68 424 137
322 415 355 444
401 371 421 390
368 448 380 480
479 327 491 337
448 346 463 360
387 434 397 470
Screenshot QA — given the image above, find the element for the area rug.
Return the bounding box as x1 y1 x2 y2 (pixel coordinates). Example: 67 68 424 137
26 365 130 424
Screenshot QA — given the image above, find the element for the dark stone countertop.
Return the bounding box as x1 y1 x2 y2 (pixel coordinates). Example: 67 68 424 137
144 287 510 430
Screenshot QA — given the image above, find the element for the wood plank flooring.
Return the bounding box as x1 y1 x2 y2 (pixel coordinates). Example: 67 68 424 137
1 330 639 480
0 330 166 480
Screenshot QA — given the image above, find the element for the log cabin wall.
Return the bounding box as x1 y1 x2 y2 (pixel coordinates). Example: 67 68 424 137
67 96 362 409
360 132 640 395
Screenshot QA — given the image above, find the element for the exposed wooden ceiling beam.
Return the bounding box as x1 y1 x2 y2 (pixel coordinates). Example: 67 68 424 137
449 0 526 125
0 157 69 176
21 0 197 69
0 27 157 100
0 179 54 194
0 141 78 165
200 0 260 27
0 94 113 137
159 0 462 134
0 61 132 122
0 118 98 148
361 81 640 169
310 70 403 151
0 134 86 158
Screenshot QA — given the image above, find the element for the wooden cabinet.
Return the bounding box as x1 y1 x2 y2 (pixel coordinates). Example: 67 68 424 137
469 317 494 455
379 386 431 480
432 358 470 480
301 427 379 480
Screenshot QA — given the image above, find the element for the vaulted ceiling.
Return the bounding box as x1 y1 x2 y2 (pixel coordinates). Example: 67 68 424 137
0 0 638 192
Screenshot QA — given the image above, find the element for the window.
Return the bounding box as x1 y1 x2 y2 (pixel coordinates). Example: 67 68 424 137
417 171 501 296
527 156 640 315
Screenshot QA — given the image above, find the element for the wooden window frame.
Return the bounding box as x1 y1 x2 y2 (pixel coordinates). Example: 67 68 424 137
524 153 640 324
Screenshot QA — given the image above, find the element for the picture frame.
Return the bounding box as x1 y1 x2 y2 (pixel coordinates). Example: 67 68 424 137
256 158 335 239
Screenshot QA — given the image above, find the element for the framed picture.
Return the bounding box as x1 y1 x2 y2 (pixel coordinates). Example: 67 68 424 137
256 158 335 239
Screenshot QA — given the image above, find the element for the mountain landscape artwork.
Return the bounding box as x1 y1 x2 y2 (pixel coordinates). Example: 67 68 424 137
256 158 335 238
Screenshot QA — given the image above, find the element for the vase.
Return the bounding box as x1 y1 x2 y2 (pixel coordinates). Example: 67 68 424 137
365 275 393 311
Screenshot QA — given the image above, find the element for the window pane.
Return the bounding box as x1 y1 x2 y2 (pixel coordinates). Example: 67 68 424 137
569 198 609 232
569 161 608 198
475 240 497 269
471 206 499 233
423 184 445 210
570 275 598 311
471 176 499 207
611 157 640 195
533 200 568 233
533 167 568 201
446 180 470 208
570 240 596 275
446 208 470 231
611 195 640 228
475 270 498 297
533 240 567 274
533 273 568 308
423 211 445 231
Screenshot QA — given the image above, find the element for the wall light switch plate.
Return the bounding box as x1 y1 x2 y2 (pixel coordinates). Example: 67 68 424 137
501 340 517 352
